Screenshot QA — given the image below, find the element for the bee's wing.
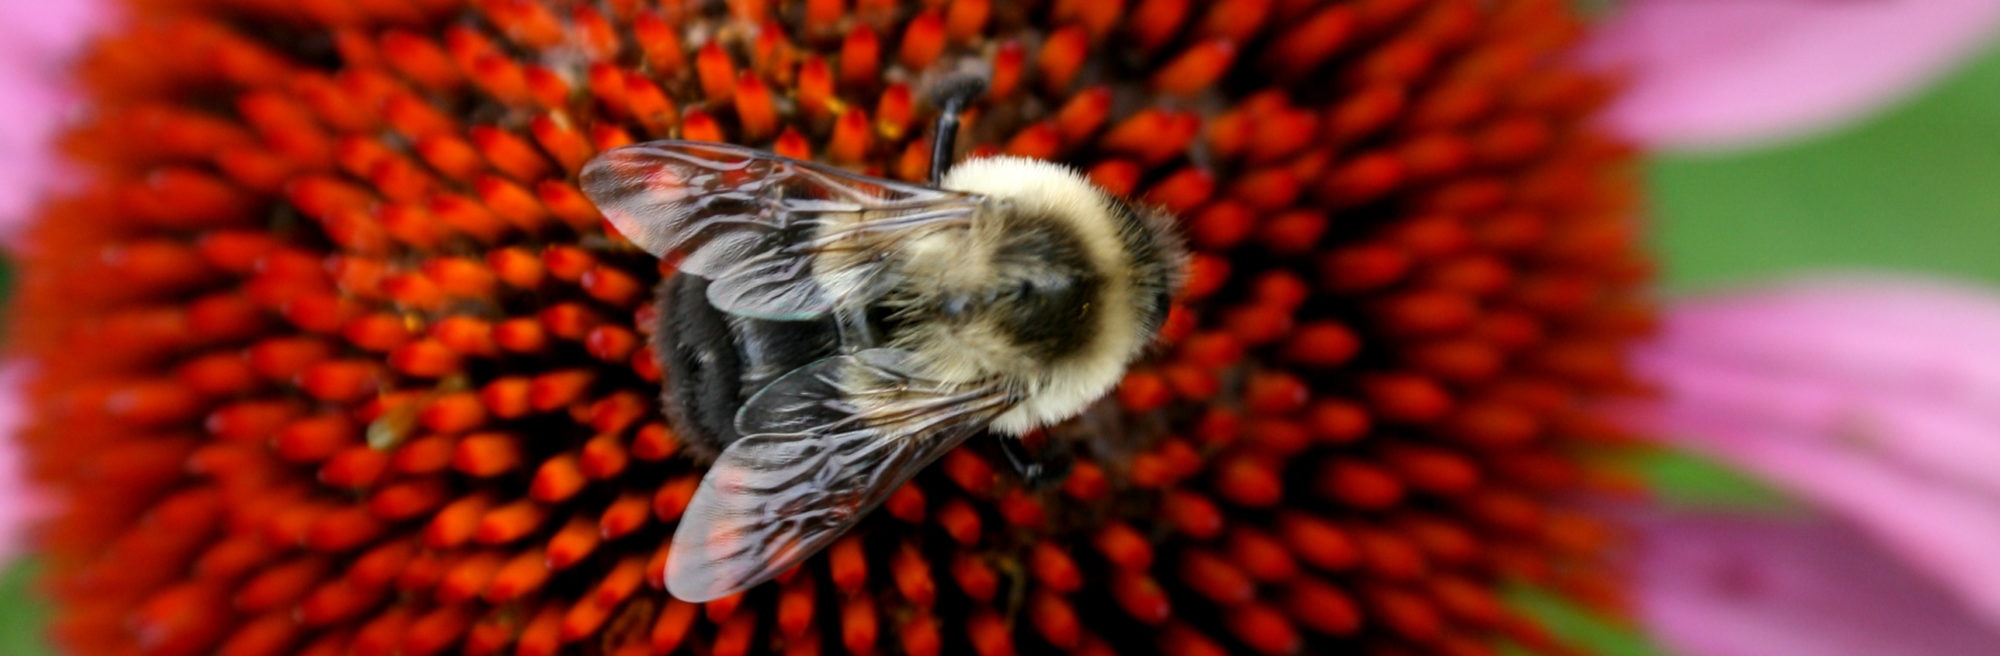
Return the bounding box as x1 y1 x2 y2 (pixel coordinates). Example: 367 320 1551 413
665 348 1015 602
580 140 985 320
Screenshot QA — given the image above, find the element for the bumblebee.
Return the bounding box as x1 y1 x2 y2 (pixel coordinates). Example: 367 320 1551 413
580 79 1185 602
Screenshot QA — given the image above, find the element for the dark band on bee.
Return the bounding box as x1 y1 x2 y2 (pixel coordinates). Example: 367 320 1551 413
989 214 1104 361
655 274 839 456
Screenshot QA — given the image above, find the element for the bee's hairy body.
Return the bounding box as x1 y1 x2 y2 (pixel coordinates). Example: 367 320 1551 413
583 136 1189 602
654 157 1182 455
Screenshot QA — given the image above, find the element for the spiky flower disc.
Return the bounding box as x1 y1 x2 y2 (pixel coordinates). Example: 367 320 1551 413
14 1 1649 655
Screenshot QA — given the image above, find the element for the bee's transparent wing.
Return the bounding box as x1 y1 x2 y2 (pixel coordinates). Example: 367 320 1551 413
664 348 1015 602
580 140 984 320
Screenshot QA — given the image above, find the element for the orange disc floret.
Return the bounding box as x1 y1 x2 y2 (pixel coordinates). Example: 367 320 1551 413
14 0 1645 654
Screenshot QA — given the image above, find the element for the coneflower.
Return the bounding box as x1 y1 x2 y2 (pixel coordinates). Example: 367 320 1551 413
13 1 1647 654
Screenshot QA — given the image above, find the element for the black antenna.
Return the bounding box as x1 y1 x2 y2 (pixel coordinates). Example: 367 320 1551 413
926 74 988 184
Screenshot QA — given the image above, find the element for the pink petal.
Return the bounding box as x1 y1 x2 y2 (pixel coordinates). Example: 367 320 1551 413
1582 0 2000 149
1640 275 2000 498
1625 275 2000 629
1630 510 2000 656
0 0 113 235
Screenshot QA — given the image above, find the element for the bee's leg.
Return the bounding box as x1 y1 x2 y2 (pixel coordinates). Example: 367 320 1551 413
997 434 1073 489
926 74 988 184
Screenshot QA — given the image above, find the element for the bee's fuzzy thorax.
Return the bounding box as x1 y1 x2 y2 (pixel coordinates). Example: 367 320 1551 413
929 157 1182 435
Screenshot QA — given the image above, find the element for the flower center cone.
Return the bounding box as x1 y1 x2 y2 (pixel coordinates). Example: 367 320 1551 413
12 1 1653 655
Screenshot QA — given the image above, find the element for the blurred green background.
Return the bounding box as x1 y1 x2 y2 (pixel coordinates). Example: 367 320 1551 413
1654 46 2000 290
3 34 1997 656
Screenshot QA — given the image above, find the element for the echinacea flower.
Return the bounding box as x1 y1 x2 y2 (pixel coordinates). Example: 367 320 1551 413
11 1 1653 654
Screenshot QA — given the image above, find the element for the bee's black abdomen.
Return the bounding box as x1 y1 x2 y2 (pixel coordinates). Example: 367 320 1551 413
654 275 840 458
656 275 745 457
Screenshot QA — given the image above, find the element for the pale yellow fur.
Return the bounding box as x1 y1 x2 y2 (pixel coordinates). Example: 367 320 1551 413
807 157 1154 436
926 157 1146 435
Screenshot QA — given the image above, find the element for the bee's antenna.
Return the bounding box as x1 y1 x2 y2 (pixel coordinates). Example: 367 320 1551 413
927 74 988 184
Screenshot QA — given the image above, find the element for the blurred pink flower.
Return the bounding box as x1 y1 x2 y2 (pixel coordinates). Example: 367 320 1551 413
0 0 108 563
1583 2 2000 650
1629 510 2000 656
1626 276 2000 651
0 0 109 231
1584 0 2000 149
